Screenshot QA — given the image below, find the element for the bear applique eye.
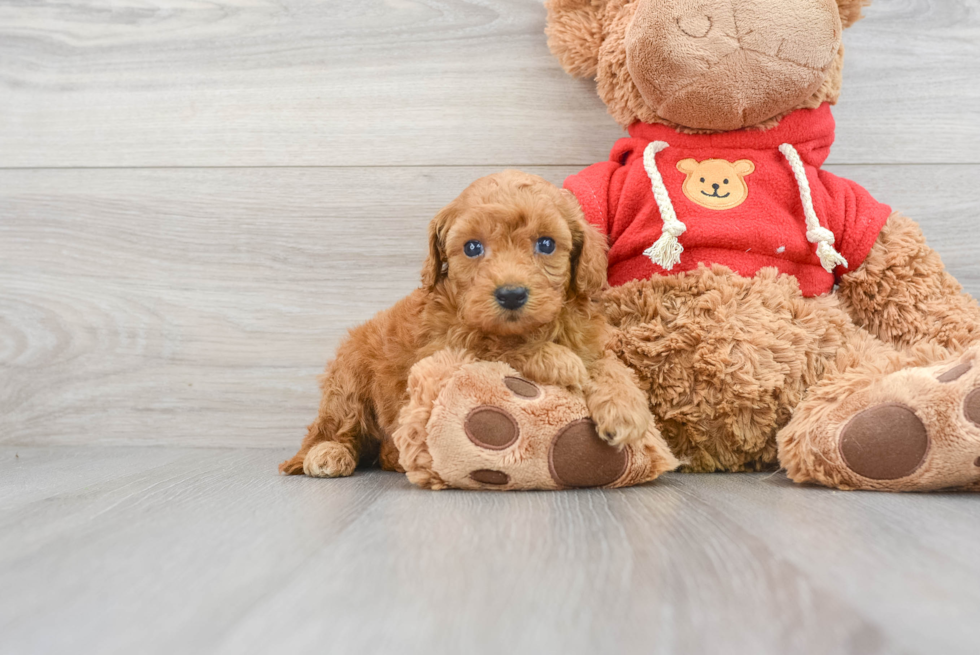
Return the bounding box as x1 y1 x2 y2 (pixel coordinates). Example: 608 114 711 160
700 177 705 183
724 179 729 184
464 240 484 258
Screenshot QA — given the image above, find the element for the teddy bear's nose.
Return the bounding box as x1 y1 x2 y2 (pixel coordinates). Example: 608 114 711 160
625 0 842 131
712 183 720 190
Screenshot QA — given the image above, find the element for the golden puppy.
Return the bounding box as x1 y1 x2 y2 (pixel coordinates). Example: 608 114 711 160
280 171 654 478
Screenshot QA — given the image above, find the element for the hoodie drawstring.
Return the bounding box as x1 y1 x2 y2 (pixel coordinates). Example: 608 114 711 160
642 141 686 270
778 143 848 273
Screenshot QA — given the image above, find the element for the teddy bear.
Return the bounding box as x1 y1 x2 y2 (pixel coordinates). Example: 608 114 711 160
541 0 980 491
396 0 980 492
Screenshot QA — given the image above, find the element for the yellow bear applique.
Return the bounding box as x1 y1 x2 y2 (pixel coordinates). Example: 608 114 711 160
677 158 755 210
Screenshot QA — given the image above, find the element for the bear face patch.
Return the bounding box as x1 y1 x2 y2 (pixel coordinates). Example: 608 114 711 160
677 158 755 210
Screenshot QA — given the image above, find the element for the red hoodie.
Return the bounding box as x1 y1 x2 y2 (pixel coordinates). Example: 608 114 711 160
564 104 892 297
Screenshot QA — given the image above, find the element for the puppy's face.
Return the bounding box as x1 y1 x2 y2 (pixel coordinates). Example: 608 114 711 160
424 172 607 337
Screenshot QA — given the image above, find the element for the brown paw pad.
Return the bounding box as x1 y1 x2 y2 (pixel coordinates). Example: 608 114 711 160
464 406 519 450
938 361 972 383
964 389 980 427
469 469 510 486
839 403 929 480
548 419 629 488
504 376 540 399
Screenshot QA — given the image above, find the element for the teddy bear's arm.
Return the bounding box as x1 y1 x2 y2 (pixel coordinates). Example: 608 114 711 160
837 213 980 352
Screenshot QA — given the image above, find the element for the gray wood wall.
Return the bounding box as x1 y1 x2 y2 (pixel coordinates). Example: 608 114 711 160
2 0 979 449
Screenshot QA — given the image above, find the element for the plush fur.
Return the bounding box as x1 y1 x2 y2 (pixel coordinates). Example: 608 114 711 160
279 171 657 478
547 0 849 132
545 0 980 491
392 349 678 490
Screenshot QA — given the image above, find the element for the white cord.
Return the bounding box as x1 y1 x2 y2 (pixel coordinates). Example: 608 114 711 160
779 143 848 273
642 141 686 270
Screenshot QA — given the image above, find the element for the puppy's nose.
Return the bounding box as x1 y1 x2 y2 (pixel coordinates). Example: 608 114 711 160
495 286 529 310
712 183 720 190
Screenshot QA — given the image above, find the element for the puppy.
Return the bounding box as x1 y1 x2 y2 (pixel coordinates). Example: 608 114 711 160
279 170 654 478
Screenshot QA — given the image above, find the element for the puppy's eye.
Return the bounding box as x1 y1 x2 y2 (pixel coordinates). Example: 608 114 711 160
463 240 484 258
535 237 556 255
700 177 705 183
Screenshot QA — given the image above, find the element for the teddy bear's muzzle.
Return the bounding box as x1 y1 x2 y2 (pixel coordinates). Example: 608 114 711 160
625 0 843 130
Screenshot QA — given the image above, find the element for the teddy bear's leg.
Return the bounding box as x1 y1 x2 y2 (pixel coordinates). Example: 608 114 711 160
837 213 980 352
778 328 980 492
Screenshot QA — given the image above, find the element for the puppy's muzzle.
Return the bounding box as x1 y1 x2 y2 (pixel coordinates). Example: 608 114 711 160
495 286 529 310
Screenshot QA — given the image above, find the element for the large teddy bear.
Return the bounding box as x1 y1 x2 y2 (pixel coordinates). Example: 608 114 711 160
394 0 980 492
541 0 980 492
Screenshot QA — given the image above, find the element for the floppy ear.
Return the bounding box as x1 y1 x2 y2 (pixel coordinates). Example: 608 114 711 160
734 160 755 177
545 0 608 78
837 0 871 28
561 190 608 297
421 200 458 290
677 159 699 175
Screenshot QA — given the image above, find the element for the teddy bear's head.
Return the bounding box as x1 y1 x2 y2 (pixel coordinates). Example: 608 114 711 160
546 0 871 131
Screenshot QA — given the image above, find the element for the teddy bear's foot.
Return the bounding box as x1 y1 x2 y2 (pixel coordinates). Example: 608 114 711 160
394 354 678 490
779 347 980 491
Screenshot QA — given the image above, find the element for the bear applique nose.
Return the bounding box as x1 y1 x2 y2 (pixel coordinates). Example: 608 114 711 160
712 183 720 190
495 286 529 310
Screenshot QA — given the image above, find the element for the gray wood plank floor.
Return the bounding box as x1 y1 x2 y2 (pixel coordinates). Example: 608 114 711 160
2 0 980 652
2 446 980 655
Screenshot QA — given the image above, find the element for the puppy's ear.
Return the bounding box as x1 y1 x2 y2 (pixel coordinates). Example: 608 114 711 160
421 199 458 290
562 189 608 298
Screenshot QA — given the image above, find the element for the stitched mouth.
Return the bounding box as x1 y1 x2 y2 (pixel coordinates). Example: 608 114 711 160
701 190 731 199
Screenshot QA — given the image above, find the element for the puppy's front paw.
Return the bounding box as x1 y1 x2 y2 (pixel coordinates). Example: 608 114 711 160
520 343 589 391
587 387 654 448
303 441 357 478
554 355 590 393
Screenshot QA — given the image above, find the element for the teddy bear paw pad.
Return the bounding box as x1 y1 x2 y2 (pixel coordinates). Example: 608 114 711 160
839 403 929 481
504 376 540 399
964 388 980 426
464 406 519 450
548 419 630 488
469 469 510 485
937 361 972 383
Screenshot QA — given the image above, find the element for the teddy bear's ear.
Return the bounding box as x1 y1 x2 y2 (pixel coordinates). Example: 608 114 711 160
545 0 609 78
677 159 698 175
837 0 872 28
734 160 756 176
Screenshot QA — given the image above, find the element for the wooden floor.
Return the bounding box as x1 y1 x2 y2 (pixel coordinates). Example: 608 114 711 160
2 0 979 653
1 447 979 655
